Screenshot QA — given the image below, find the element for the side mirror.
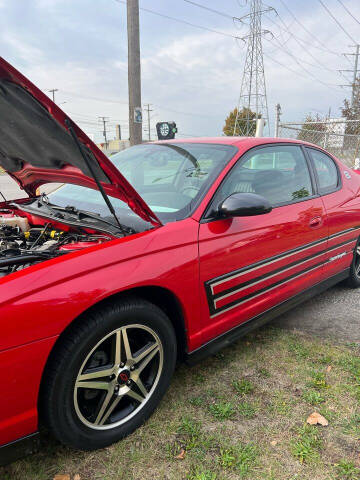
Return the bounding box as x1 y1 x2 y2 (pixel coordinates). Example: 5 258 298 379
218 192 272 217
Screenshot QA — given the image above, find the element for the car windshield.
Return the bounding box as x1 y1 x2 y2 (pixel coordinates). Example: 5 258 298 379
48 143 236 231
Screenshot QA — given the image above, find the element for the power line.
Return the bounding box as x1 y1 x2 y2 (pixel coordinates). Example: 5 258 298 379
114 0 239 39
277 0 344 57
265 35 341 91
336 0 360 27
181 0 236 20
265 13 336 73
317 0 357 44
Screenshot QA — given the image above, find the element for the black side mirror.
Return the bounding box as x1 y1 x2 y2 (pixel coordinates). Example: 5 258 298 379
218 192 272 217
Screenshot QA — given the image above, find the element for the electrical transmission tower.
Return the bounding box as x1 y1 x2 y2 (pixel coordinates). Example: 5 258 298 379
339 44 360 107
233 0 274 136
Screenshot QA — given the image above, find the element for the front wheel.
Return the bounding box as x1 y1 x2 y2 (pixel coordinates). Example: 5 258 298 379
346 237 360 288
41 298 177 450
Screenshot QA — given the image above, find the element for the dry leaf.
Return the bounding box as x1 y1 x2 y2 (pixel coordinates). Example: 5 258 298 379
53 476 70 480
270 440 278 446
175 448 186 460
326 365 332 373
74 476 81 480
306 412 329 426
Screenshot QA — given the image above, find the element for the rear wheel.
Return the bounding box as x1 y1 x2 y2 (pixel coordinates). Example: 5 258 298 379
346 237 360 288
41 298 177 450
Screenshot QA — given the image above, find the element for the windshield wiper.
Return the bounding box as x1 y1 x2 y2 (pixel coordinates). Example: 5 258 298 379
65 118 128 236
50 204 135 234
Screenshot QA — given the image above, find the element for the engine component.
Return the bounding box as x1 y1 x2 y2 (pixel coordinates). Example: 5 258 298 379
0 211 29 232
0 222 109 278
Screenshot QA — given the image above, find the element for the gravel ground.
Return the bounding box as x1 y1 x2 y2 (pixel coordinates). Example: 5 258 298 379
1 173 359 343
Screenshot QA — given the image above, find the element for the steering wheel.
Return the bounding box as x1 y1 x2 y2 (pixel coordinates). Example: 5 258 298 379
181 185 201 197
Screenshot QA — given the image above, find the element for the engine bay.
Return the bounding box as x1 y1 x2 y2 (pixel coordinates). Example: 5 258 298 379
0 209 112 278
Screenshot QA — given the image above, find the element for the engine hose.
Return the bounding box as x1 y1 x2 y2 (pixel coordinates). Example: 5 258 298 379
0 254 54 268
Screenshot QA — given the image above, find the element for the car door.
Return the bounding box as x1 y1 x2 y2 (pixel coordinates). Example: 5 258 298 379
198 143 328 342
305 147 360 279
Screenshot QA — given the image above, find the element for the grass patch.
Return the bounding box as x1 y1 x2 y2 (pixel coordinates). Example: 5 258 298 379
208 402 235 420
187 468 217 480
335 459 360 479
2 328 360 480
238 401 258 418
291 424 323 463
232 379 254 395
307 371 330 390
218 443 258 477
302 389 326 405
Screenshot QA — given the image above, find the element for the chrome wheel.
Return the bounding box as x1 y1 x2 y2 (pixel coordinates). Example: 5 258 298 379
355 245 360 278
73 324 163 430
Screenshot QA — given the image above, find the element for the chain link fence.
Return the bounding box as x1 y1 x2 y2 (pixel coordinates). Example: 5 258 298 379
278 119 360 167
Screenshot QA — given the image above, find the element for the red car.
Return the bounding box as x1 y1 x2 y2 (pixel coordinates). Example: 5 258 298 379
1 57 360 464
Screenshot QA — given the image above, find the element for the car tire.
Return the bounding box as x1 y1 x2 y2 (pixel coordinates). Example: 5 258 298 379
346 237 360 288
41 297 177 450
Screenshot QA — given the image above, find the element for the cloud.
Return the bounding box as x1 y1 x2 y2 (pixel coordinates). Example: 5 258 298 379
0 0 359 140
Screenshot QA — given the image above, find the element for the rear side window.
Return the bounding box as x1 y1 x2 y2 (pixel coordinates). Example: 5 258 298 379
307 149 339 194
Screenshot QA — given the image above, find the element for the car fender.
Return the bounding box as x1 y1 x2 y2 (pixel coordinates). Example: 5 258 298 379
0 218 202 353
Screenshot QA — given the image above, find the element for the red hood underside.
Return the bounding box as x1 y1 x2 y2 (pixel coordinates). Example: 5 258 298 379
0 57 161 227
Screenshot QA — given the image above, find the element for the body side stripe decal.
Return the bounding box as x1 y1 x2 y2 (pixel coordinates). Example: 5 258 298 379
209 226 360 292
210 249 353 318
213 237 357 304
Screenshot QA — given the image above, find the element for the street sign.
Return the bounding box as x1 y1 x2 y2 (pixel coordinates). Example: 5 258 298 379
134 107 142 124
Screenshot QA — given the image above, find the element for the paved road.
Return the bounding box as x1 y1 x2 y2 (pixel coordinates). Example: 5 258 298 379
1 173 359 343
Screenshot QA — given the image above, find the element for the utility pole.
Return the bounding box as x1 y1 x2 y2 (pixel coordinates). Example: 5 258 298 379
233 0 274 136
274 103 281 138
99 116 109 146
144 103 153 141
127 0 142 146
48 88 58 103
339 44 360 106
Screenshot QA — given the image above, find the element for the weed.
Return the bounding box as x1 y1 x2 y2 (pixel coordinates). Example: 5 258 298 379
238 401 258 418
288 341 310 359
218 443 258 477
342 413 360 439
189 396 205 407
308 371 329 390
187 468 217 480
209 402 235 420
257 367 271 378
291 424 323 463
178 417 202 437
218 447 236 468
268 392 293 415
335 459 360 479
302 389 326 405
233 379 254 395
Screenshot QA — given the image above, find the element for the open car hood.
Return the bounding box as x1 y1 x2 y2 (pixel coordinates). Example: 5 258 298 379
0 57 161 227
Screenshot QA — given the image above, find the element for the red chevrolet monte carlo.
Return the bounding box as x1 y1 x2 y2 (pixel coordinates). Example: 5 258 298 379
1 57 360 464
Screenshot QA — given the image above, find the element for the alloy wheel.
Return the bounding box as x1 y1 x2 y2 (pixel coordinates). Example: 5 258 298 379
73 324 163 430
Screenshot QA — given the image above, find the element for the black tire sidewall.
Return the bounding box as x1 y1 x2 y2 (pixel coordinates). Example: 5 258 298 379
347 237 360 288
45 299 177 450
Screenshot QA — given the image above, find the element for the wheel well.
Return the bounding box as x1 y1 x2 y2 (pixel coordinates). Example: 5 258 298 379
38 286 188 426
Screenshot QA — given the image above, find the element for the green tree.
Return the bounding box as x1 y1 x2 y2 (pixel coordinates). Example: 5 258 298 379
341 77 360 135
223 107 258 136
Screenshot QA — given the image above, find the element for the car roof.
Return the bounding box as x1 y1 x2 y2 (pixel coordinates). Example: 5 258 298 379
152 137 313 148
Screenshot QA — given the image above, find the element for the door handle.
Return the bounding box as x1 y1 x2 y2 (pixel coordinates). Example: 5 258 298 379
309 216 322 228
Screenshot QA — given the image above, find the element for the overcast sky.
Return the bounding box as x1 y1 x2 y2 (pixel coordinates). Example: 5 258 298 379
0 0 359 141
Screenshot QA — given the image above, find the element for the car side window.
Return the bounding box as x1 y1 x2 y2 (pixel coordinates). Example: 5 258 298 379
306 148 339 194
207 145 314 215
